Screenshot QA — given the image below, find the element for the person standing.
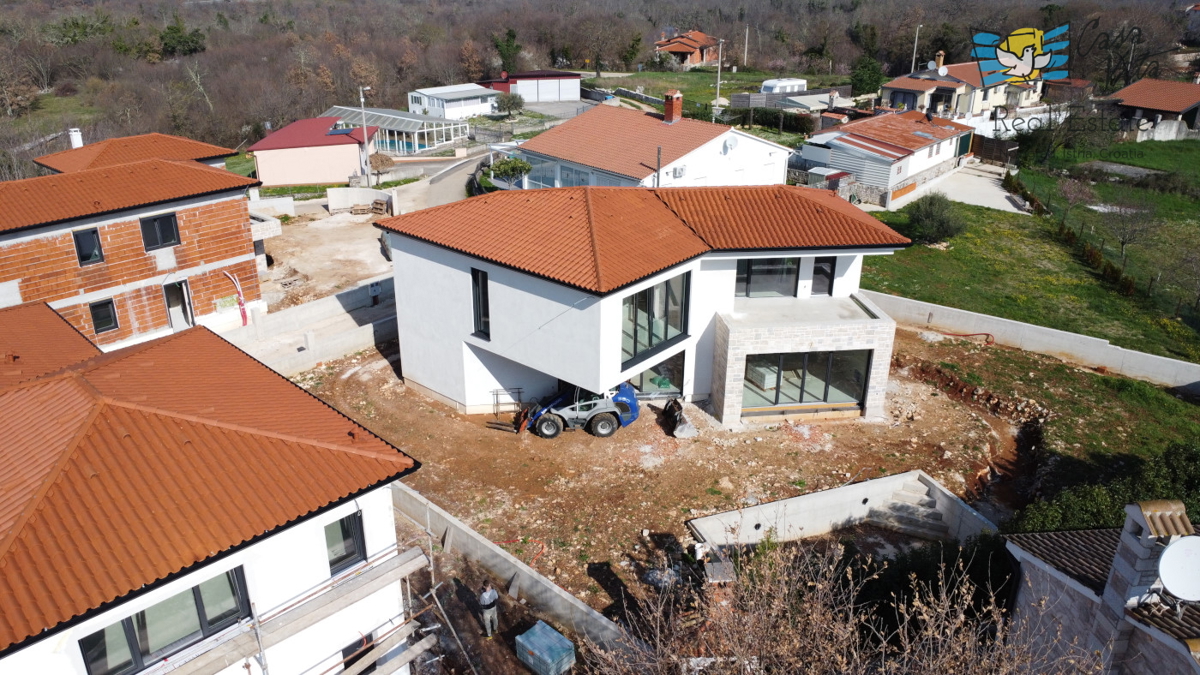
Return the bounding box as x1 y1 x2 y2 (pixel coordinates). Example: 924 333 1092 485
479 581 499 639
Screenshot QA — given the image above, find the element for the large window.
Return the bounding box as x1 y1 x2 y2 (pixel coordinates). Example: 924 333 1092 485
629 351 684 398
79 568 250 675
621 272 689 368
140 214 180 251
560 165 589 187
525 157 556 189
90 299 119 334
736 258 799 297
811 257 836 296
742 350 870 412
74 228 105 266
471 269 490 339
325 511 366 575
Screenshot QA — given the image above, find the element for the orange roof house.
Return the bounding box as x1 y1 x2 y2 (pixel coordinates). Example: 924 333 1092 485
34 132 237 174
1110 78 1200 129
654 30 720 68
0 305 420 670
881 60 1042 116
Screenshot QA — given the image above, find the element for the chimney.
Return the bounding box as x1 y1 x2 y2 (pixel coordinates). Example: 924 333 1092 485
1092 501 1195 666
68 128 83 149
663 90 683 124
935 50 945 69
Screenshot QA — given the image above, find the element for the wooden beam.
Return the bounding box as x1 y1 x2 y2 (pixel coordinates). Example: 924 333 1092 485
169 547 429 675
373 634 437 675
341 620 419 675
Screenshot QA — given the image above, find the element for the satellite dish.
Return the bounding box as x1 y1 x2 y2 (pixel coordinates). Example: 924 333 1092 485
1159 536 1200 602
926 60 937 71
723 136 739 154
938 66 949 77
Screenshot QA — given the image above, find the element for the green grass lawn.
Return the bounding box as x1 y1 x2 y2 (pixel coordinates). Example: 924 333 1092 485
259 183 344 200
863 202 1200 362
225 153 255 177
1047 139 1200 185
23 94 102 130
583 68 849 106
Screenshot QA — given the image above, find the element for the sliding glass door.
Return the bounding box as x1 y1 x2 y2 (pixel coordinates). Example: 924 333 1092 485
742 350 870 413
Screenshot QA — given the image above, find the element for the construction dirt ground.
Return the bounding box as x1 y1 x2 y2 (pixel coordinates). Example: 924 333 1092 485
293 328 1078 621
261 210 392 310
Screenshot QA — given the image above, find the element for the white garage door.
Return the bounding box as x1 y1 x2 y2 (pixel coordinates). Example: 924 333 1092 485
515 80 539 102
559 79 581 102
537 80 559 102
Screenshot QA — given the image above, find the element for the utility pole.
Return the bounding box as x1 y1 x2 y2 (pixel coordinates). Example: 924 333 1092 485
359 85 372 183
910 25 923 74
713 39 725 123
744 25 749 66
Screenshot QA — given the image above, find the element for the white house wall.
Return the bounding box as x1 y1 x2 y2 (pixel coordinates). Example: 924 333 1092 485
0 485 404 675
253 145 367 187
647 130 788 188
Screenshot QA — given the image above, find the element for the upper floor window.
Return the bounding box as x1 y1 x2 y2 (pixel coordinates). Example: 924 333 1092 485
140 214 180 251
79 567 251 675
325 511 366 576
74 228 105 266
621 272 689 367
472 268 490 339
736 258 799 298
90 299 119 334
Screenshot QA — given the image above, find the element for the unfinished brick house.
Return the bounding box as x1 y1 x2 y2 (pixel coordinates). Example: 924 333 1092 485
0 159 263 350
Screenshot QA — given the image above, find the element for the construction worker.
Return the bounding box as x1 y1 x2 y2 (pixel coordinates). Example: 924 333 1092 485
479 581 499 639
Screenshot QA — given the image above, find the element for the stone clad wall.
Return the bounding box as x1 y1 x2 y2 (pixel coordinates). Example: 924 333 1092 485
1010 556 1101 663
1121 623 1200 675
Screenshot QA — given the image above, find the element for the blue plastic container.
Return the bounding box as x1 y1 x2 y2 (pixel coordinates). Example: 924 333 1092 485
515 620 575 675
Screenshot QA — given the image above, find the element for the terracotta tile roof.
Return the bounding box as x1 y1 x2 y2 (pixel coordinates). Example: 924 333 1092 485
0 159 258 235
834 134 911 160
655 30 719 51
34 133 236 174
517 105 731 180
1007 529 1120 594
248 117 378 152
882 76 942 92
377 185 909 293
835 110 971 152
1111 78 1200 113
0 303 100 389
0 326 415 652
1129 603 1200 643
1137 500 1196 537
942 63 983 89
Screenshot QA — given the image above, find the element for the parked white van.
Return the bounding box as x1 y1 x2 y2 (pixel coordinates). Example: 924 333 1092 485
761 78 808 94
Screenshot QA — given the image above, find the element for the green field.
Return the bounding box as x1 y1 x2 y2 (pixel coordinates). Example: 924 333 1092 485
1048 140 1200 185
225 153 255 177
583 68 849 107
25 94 103 129
863 202 1200 362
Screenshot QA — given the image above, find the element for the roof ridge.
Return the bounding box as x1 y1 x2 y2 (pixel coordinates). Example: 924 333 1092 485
102 398 411 463
649 187 711 248
52 326 201 377
583 187 605 291
0 385 107 562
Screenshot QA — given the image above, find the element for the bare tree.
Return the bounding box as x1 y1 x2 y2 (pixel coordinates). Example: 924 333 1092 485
1103 194 1161 270
1058 178 1097 230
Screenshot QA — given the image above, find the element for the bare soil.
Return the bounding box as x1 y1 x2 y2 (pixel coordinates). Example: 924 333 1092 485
296 328 1032 615
261 210 392 310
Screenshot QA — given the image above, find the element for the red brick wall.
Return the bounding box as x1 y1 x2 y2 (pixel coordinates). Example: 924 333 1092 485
0 194 261 345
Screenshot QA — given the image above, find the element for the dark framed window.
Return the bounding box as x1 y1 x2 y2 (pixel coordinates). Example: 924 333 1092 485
471 269 490 339
90 300 119 334
811 257 836 296
742 350 871 413
736 258 800 298
629 351 685 399
79 568 251 675
621 272 689 368
140 213 180 251
325 511 366 575
74 228 105 266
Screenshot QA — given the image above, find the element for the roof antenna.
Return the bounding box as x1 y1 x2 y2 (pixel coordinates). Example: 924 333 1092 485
656 146 662 188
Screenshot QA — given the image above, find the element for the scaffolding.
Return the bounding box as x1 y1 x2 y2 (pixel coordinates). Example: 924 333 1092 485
322 106 470 157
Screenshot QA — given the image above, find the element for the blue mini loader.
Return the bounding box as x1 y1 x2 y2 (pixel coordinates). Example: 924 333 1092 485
519 382 640 439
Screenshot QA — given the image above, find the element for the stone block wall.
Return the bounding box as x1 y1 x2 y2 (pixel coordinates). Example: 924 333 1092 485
710 294 896 428
1010 557 1101 667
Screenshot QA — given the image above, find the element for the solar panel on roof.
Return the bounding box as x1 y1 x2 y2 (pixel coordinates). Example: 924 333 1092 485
913 131 934 139
327 128 355 136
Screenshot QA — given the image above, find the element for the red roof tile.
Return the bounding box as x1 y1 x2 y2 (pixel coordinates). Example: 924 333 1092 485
0 159 258 234
882 76 941 92
518 105 731 180
0 303 100 389
248 117 378 152
34 133 236 174
1111 78 1200 114
655 30 719 52
377 185 909 293
835 111 971 152
0 326 415 652
942 63 983 89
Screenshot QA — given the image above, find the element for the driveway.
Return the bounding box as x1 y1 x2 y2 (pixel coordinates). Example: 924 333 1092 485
865 164 1027 215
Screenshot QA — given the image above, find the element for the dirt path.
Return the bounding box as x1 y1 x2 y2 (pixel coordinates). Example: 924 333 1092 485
297 329 1020 613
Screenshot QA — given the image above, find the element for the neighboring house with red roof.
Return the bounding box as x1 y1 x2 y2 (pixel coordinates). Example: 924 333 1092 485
376 184 910 428
0 302 428 675
477 70 582 102
800 110 974 205
247 117 379 187
655 30 720 69
0 159 268 349
1006 501 1200 673
1111 78 1200 134
880 56 1043 116
504 92 789 189
34 132 237 174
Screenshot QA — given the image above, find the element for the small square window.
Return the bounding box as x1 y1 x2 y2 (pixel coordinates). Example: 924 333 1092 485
140 213 180 251
74 229 105 266
325 511 366 575
90 300 118 334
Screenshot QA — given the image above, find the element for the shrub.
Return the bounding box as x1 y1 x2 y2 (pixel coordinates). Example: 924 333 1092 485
1001 171 1020 193
899 192 963 244
53 80 78 97
1102 260 1122 283
1119 275 1136 296
1083 244 1103 268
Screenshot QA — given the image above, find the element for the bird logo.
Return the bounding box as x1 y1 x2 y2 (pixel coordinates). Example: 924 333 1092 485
971 24 1070 86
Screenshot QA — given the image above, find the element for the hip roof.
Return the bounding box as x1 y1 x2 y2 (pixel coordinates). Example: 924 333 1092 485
34 133 236 174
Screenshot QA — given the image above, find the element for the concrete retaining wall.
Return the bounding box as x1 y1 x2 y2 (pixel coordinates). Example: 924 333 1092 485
390 483 625 649
248 192 297 217
860 291 1200 394
328 187 394 215
613 87 664 106
686 470 993 547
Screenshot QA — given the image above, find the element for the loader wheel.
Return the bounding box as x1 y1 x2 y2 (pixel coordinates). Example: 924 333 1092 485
535 414 564 439
589 413 618 438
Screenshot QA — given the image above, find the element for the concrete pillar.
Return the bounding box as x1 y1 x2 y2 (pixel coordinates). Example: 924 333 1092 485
304 330 316 353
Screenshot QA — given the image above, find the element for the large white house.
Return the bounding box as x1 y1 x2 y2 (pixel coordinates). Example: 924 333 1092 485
0 303 427 675
378 185 910 428
503 92 790 189
880 58 1044 117
407 84 498 121
799 110 974 206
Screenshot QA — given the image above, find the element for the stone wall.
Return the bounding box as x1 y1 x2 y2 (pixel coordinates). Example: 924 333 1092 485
1010 555 1101 665
710 293 895 427
1121 623 1200 675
